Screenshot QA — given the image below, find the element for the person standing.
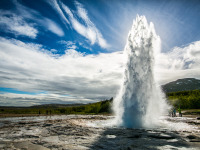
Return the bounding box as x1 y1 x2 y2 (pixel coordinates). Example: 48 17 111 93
173 108 177 117
178 107 182 117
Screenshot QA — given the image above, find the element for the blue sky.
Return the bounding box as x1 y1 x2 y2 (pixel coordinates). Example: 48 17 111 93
0 0 200 106
1 0 200 53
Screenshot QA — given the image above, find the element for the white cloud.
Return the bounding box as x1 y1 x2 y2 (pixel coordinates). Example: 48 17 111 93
155 41 200 84
0 37 123 106
58 40 77 50
59 40 92 52
0 37 199 106
47 0 109 48
0 93 95 106
44 18 64 36
12 0 64 37
78 42 92 51
65 2 109 48
0 11 38 38
75 1 108 48
47 0 70 25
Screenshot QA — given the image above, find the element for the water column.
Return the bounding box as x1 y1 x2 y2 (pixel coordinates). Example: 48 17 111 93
113 15 168 128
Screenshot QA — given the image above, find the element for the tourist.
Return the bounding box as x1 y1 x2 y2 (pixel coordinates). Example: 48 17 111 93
178 107 182 117
174 108 177 117
171 108 174 117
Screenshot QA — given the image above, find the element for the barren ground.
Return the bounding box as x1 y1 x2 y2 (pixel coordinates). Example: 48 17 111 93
0 115 200 150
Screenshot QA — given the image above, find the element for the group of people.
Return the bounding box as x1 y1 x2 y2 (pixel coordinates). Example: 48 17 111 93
38 110 52 115
170 107 182 117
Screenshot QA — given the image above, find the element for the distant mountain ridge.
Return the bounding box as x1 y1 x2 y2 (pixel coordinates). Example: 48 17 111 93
162 78 200 93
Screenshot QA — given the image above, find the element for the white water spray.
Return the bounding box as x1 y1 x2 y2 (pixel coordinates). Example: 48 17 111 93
113 15 168 128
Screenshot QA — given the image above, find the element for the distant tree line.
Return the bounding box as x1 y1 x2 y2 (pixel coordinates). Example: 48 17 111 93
0 90 199 116
166 90 200 109
0 98 113 115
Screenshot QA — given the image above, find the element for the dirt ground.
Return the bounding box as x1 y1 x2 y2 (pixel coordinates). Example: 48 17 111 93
0 115 200 150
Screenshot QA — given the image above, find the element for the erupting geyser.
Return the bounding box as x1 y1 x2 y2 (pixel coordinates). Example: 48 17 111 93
113 15 168 128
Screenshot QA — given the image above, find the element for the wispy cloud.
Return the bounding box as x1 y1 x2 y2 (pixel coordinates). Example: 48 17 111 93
0 11 38 38
58 40 77 50
47 0 70 25
75 1 108 48
59 40 92 52
44 18 64 36
12 0 64 37
63 1 109 48
47 0 109 48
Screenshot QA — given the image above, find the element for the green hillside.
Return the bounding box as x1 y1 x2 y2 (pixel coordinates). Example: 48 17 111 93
162 78 200 93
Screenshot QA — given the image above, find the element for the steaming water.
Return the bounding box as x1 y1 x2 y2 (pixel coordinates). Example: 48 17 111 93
113 15 169 128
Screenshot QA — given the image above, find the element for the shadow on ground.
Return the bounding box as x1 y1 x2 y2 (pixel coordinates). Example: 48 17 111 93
89 127 191 150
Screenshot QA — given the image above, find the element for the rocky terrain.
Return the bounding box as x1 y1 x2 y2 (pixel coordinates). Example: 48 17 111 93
0 115 200 150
